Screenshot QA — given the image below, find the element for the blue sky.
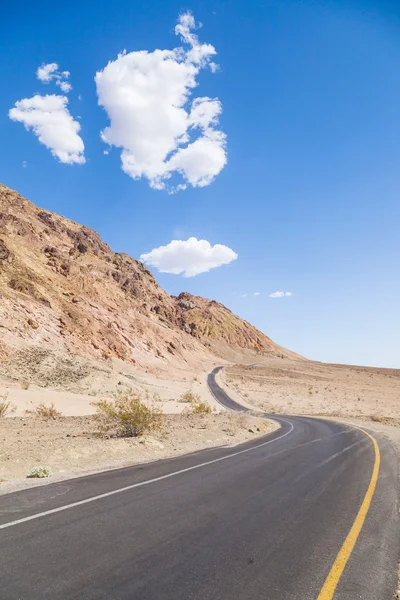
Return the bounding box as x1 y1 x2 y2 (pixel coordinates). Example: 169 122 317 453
1 0 399 367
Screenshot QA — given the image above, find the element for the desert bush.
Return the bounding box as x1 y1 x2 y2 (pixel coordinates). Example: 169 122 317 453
0 395 16 417
26 401 62 419
92 390 162 437
27 466 52 478
190 397 213 414
178 391 197 403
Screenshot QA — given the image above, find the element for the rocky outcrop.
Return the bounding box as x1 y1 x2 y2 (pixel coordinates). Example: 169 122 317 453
0 184 294 381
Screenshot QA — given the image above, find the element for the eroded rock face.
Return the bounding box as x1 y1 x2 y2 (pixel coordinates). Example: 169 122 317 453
173 292 276 351
0 183 292 381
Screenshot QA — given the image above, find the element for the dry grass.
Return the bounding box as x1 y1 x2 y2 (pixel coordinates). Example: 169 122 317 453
0 395 16 417
26 402 62 419
190 397 213 414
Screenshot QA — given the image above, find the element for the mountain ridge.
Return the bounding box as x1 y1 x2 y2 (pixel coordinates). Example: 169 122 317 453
0 183 298 385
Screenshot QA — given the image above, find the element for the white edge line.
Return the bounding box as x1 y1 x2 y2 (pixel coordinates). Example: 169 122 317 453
0 421 294 531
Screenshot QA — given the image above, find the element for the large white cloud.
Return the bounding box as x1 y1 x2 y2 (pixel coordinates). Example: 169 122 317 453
95 12 227 192
140 237 237 277
36 62 72 93
9 94 85 164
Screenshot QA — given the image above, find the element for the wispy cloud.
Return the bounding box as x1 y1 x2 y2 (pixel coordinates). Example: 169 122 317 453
140 237 237 277
95 12 226 192
269 291 292 298
254 292 260 296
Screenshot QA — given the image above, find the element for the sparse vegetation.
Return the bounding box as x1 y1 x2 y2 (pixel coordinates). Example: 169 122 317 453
26 401 62 419
190 397 213 414
21 380 30 390
92 390 162 437
178 391 214 413
178 391 196 403
0 395 16 417
27 466 52 478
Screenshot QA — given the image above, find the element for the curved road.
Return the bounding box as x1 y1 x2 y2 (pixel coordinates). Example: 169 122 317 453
0 367 398 599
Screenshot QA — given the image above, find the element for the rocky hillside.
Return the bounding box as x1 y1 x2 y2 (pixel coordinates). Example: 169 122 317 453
0 184 292 384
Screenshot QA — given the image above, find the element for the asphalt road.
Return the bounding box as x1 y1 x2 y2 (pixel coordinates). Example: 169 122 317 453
0 368 399 599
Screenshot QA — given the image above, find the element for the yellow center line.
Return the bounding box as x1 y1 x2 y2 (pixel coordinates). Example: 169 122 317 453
316 425 381 600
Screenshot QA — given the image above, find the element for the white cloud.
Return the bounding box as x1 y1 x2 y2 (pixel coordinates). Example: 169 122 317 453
37 63 58 82
254 292 260 296
9 94 85 165
36 63 72 92
58 80 72 93
269 291 293 298
95 12 227 192
22 160 27 168
140 237 237 277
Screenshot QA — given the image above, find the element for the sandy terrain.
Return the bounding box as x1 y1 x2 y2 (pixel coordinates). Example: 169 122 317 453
0 412 277 495
222 358 400 426
0 362 222 417
1 360 281 494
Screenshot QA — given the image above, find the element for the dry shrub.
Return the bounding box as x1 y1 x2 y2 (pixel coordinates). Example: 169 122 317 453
0 394 16 417
190 397 213 414
27 466 52 479
178 391 196 403
26 401 62 419
92 390 162 437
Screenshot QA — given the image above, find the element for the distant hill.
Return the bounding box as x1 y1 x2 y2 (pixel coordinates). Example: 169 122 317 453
0 184 299 385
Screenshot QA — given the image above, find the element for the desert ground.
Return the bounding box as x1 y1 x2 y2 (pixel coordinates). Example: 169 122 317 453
218 358 400 458
1 351 399 495
0 359 277 494
0 411 275 495
220 358 400 425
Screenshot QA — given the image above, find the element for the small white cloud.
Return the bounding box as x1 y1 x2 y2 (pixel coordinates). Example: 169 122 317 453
22 160 27 168
36 62 58 82
58 80 72 93
269 291 292 298
254 292 260 296
9 94 85 165
103 149 109 155
36 63 72 92
95 12 226 192
140 237 237 277
241 294 248 298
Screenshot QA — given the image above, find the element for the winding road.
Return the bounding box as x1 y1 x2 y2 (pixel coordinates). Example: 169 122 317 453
0 367 399 599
